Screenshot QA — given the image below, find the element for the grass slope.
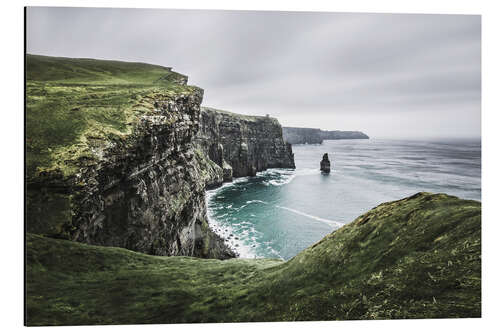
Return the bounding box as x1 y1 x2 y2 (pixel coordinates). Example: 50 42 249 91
26 54 197 180
26 192 481 325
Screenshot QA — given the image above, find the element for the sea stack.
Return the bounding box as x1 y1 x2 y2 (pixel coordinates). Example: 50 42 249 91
320 153 331 173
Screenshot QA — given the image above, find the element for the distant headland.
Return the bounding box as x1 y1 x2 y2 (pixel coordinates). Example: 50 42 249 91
283 127 369 144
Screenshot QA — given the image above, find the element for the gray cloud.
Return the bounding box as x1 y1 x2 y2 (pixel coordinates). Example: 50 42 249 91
27 7 480 138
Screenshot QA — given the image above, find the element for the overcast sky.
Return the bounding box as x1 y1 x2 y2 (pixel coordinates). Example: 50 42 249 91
27 7 481 139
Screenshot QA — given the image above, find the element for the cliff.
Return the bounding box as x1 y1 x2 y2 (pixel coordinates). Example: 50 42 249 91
282 127 323 144
196 107 295 182
283 127 369 144
26 55 239 258
26 193 481 325
321 130 369 140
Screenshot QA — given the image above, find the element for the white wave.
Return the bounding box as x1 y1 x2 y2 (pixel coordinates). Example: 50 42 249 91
275 205 344 228
256 168 295 177
234 204 247 211
245 200 269 205
256 168 297 187
259 168 325 187
263 175 296 186
205 194 263 258
205 181 234 201
266 246 285 261
206 212 261 259
233 176 251 184
234 200 268 212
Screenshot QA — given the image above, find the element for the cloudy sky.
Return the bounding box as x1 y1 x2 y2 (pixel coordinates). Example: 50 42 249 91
27 7 481 139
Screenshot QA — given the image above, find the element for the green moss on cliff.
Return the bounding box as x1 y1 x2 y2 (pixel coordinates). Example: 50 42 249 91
26 193 480 325
193 147 223 187
26 54 199 180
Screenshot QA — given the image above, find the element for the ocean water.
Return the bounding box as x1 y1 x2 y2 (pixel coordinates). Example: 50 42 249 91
206 138 481 260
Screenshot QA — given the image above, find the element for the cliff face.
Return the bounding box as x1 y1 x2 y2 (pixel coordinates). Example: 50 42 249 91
321 130 369 140
26 55 235 259
27 90 234 259
282 127 323 144
196 107 295 180
26 55 296 260
26 193 481 325
283 126 369 144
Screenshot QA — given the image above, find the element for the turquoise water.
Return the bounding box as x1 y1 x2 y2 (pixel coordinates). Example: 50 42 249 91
206 139 481 260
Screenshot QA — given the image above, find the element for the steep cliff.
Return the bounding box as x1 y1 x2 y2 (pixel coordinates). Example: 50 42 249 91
282 127 323 144
196 107 295 180
26 55 234 259
26 193 481 325
321 130 369 140
283 126 369 144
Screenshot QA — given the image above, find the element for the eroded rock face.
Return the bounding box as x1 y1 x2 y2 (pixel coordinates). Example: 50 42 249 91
196 107 295 179
320 153 331 173
283 127 369 144
320 130 369 140
27 89 235 259
27 90 297 260
282 127 323 145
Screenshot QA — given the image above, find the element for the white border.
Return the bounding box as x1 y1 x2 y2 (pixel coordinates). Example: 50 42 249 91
3 1 498 332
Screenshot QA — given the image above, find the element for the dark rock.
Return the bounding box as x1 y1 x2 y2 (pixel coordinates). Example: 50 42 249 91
320 130 369 140
222 161 233 182
27 87 236 260
283 127 369 145
196 107 295 179
282 127 323 144
320 153 331 173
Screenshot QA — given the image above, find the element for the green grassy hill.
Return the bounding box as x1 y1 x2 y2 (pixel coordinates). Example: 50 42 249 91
26 192 481 325
26 54 198 180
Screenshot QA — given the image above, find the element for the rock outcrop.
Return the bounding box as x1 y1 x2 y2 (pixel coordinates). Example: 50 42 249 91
320 153 331 173
283 126 369 144
196 107 295 180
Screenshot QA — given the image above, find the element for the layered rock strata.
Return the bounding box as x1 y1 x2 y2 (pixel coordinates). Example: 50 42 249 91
196 107 295 182
27 90 235 259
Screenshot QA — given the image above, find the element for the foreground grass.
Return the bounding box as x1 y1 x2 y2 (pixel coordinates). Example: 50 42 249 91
26 192 481 325
26 54 198 180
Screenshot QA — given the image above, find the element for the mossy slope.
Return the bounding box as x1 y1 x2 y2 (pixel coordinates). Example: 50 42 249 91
26 192 481 325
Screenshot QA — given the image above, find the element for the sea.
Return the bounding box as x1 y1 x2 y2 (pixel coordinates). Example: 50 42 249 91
206 138 481 260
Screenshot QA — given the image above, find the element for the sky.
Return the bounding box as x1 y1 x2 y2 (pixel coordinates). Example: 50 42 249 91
26 7 481 139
